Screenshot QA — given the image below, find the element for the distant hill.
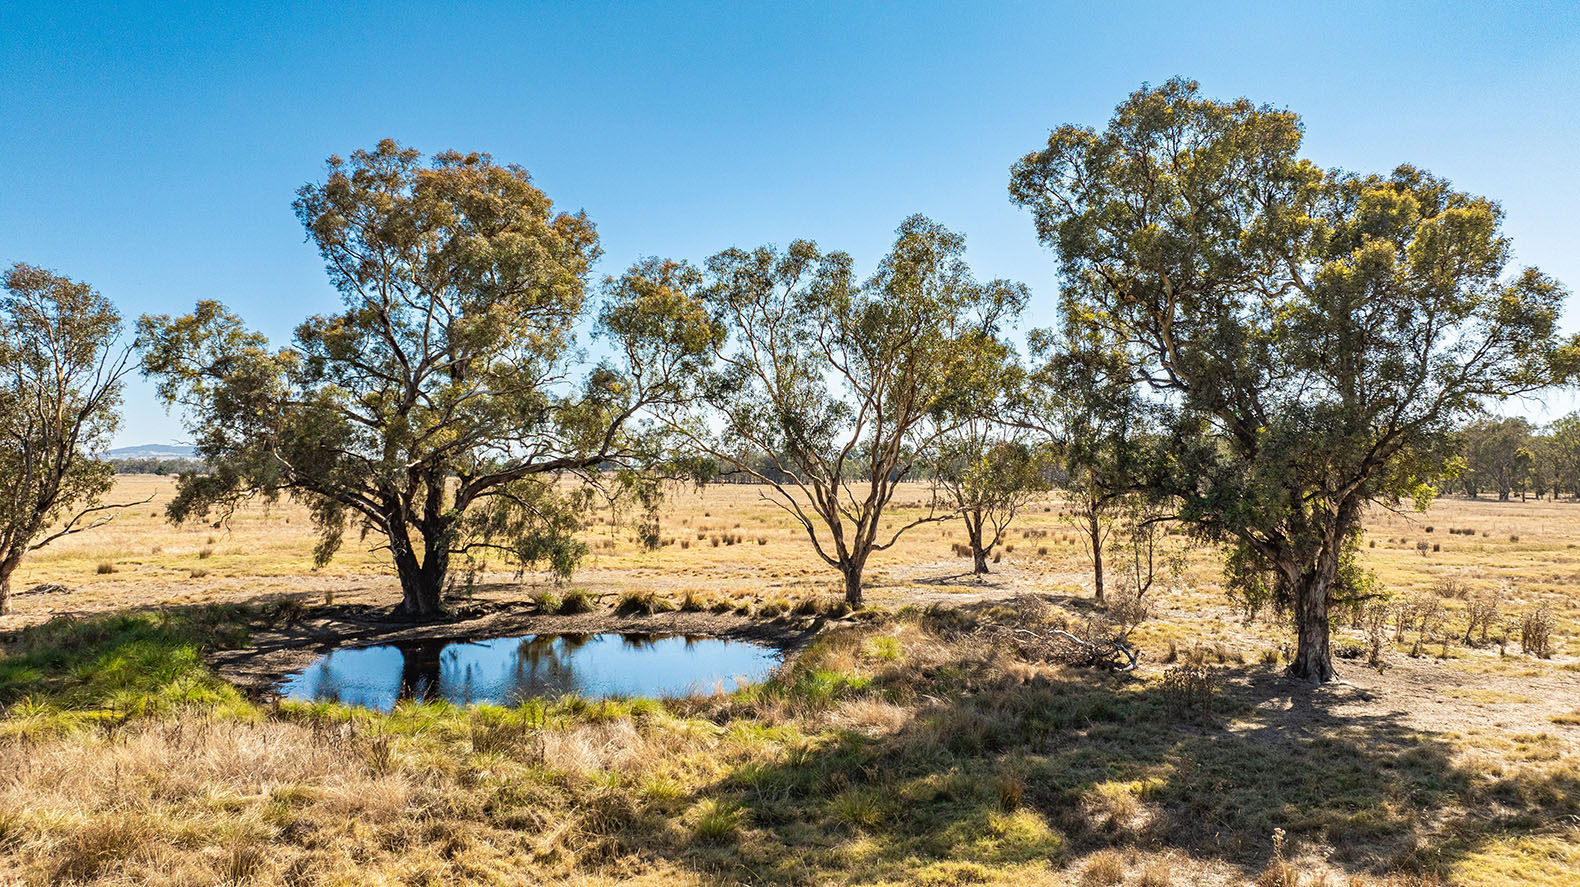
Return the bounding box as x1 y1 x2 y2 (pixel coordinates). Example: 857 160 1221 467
106 444 197 461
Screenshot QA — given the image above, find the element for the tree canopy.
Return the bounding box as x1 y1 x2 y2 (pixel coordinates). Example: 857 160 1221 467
0 264 135 614
613 215 1027 605
1010 78 1577 681
140 140 707 617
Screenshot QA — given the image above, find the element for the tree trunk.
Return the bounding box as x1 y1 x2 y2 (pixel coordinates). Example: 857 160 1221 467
390 531 444 618
842 566 863 607
1088 510 1105 603
967 512 989 575
0 570 11 617
841 547 870 607
1288 567 1336 683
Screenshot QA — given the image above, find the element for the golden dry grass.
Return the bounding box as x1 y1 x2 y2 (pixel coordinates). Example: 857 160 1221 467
1 477 1578 885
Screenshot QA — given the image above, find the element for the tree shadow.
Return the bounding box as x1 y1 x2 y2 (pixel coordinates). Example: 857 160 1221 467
667 646 1580 885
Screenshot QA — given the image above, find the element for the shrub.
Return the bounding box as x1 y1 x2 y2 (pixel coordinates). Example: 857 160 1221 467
1255 828 1299 887
615 590 674 616
1081 850 1126 886
1361 602 1390 668
1161 665 1217 718
95 562 117 575
559 589 596 614
1521 605 1555 658
1463 589 1501 646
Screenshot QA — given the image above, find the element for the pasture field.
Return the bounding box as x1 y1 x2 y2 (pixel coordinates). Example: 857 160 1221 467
0 476 1577 885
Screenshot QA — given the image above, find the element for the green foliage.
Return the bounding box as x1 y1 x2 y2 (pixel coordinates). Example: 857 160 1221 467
139 141 709 616
1010 78 1576 679
615 215 1026 604
0 264 135 612
931 420 1049 573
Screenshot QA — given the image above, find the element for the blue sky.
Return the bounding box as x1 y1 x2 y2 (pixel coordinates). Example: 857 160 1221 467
3 1 1578 446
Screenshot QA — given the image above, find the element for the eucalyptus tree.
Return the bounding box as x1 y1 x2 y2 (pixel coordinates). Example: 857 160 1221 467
1011 78 1576 682
0 264 137 615
1015 327 1153 604
1545 412 1580 498
140 141 708 618
1459 417 1535 500
610 215 1026 605
932 419 1047 576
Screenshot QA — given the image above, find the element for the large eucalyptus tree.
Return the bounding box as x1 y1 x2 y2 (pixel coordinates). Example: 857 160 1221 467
1011 79 1576 681
609 216 1025 605
141 141 707 618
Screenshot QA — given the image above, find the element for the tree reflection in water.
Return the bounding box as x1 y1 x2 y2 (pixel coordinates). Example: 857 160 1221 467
282 632 780 711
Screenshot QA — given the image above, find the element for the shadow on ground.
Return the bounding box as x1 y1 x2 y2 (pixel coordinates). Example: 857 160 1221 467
662 620 1580 885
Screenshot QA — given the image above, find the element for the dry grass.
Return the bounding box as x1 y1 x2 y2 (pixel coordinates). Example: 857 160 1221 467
1 479 1578 884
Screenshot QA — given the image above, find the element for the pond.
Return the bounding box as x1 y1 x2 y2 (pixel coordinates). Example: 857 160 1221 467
278 632 782 711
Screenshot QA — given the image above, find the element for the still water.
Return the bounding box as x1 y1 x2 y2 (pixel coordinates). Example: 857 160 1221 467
279 632 781 711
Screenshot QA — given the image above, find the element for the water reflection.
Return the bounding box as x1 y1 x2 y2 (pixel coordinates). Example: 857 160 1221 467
280 632 780 712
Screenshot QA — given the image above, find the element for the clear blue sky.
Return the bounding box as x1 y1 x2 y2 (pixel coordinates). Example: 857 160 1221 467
3 1 1578 447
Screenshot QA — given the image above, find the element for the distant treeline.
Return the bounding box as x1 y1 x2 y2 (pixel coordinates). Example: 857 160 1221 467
1454 415 1580 501
109 457 209 476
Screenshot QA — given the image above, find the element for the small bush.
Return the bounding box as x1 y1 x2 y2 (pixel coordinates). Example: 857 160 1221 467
558 589 597 614
1256 828 1298 887
95 562 117 575
1361 602 1390 668
615 590 674 616
1081 850 1126 886
1521 605 1555 658
1463 589 1500 646
1161 665 1217 718
198 547 214 560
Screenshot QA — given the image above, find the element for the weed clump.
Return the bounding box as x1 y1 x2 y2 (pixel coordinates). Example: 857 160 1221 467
691 798 744 843
614 590 674 616
1520 605 1555 658
1161 665 1217 719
